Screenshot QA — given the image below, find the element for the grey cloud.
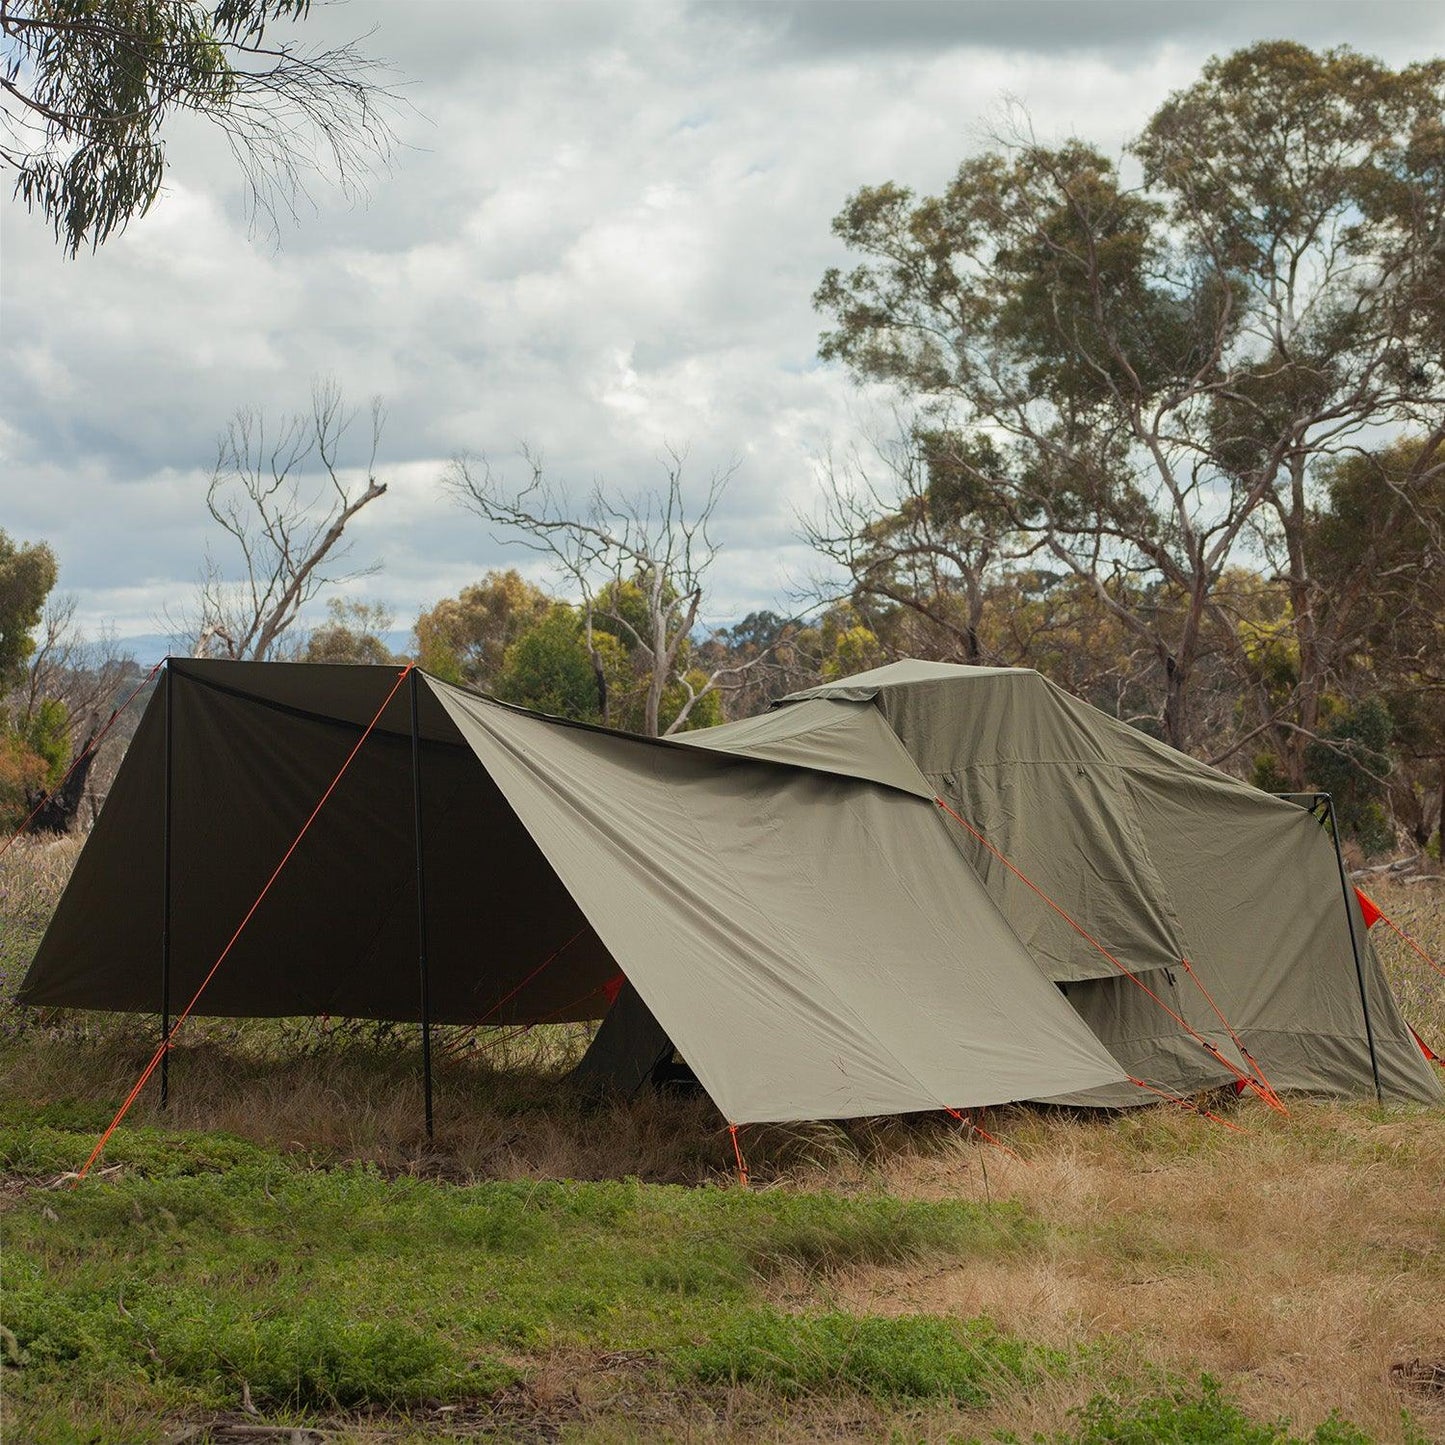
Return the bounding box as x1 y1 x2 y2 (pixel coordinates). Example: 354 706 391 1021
719 0 1445 58
5 1 1441 642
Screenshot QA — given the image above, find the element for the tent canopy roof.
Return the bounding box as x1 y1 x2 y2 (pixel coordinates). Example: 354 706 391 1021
16 660 1130 1125
779 659 1033 703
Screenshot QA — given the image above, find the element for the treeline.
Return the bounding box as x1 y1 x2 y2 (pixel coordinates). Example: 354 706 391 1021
804 40 1445 854
2 41 1441 855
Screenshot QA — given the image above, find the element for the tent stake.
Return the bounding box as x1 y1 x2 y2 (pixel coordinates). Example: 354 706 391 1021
1323 793 1382 1104
160 660 173 1109
409 668 434 1141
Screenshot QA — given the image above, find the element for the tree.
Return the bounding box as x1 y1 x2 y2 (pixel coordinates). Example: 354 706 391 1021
302 597 397 665
692 610 817 719
1304 698 1396 856
413 570 553 689
1 0 397 255
492 604 620 722
0 546 137 833
182 379 389 661
0 530 57 689
0 532 58 829
800 433 1252 736
1306 438 1445 850
445 448 767 737
815 43 1445 766
803 424 1036 665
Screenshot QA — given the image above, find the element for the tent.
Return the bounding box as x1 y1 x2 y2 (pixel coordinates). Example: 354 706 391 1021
678 661 1440 1106
16 660 1127 1126
16 659 1440 1126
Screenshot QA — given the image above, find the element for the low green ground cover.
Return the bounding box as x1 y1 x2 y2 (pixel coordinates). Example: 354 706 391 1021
2 1122 1045 1438
1 1119 1404 1443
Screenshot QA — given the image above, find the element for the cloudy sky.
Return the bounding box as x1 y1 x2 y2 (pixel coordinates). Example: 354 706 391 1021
4 0 1443 654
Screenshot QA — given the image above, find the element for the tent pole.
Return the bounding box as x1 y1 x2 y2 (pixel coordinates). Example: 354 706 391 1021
160 660 173 1109
1324 793 1382 1104
409 668 434 1141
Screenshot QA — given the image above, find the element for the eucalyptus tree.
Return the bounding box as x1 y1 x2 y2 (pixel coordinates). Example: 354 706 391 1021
0 530 55 689
413 570 554 690
1309 439 1445 849
815 42 1445 767
1 0 396 254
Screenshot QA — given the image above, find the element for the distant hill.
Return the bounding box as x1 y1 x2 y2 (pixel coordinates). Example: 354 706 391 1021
114 632 415 666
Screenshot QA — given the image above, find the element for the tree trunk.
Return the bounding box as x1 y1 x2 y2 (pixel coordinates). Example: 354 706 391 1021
1281 454 1318 790
964 565 985 663
591 653 609 726
25 735 97 835
1161 653 1188 752
644 672 664 738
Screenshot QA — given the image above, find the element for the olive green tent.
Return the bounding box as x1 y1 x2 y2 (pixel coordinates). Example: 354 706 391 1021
677 660 1441 1106
17 658 1439 1121
16 660 1130 1125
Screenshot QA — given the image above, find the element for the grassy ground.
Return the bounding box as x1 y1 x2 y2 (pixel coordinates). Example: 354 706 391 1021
1 839 1442 1442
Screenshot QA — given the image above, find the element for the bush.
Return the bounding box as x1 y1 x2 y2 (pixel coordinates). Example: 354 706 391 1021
675 1310 1044 1403
1060 1375 1374 1445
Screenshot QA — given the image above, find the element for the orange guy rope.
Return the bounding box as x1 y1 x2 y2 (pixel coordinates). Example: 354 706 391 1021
1377 912 1445 981
0 659 164 863
73 664 415 1186
464 968 624 1057
932 795 1287 1117
430 930 589 1060
1127 1075 1249 1133
480 929 587 1024
1177 957 1283 1110
943 1106 1027 1163
728 1123 750 1187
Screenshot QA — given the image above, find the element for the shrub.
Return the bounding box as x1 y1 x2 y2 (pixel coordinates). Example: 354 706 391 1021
675 1310 1044 1403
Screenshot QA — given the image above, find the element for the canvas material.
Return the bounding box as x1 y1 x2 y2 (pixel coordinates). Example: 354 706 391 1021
19 658 1437 1112
430 677 1131 1123
749 663 1441 1104
19 663 621 1023
18 660 1128 1124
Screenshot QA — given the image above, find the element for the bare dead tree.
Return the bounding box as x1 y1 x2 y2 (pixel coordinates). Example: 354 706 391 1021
177 379 389 661
445 446 774 737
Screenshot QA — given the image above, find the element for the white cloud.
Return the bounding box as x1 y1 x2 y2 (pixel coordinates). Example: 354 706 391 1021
2 1 1440 645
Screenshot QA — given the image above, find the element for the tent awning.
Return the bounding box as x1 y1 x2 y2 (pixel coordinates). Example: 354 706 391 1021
432 678 1130 1122
17 662 1131 1124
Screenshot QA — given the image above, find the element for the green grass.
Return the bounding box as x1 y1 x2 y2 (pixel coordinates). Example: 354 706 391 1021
0 1123 1039 1439
678 1311 1049 1403
2 1122 1402 1443
1043 1375 1404 1445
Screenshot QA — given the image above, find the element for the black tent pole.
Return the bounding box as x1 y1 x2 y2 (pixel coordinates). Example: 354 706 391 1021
1324 793 1382 1104
409 668 434 1141
160 660 173 1109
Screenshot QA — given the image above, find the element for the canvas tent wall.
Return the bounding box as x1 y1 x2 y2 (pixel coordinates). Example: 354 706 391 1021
678 661 1441 1106
15 659 1131 1126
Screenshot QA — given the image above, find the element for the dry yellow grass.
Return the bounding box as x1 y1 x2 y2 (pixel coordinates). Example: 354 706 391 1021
806 1100 1445 1443
3 839 1444 1440
1370 875 1445 1046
